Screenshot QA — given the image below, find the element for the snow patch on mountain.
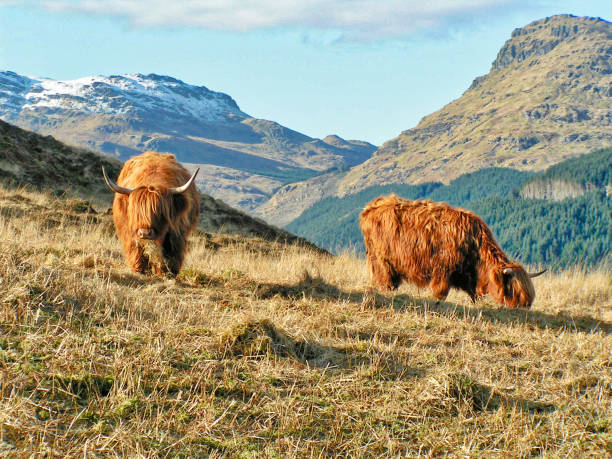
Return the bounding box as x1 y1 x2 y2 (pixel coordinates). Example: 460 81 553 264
0 71 245 123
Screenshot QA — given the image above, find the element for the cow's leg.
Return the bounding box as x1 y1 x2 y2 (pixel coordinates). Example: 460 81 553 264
449 268 478 303
368 254 397 290
465 286 478 303
429 278 450 300
162 232 186 276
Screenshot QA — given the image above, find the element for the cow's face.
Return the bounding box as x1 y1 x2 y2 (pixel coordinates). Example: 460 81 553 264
501 266 535 308
489 264 536 308
103 166 198 245
126 187 174 245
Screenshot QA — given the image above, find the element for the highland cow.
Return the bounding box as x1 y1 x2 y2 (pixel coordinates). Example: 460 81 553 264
103 152 200 276
359 195 545 308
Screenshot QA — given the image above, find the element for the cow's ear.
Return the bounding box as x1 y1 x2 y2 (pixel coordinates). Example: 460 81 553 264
172 193 188 215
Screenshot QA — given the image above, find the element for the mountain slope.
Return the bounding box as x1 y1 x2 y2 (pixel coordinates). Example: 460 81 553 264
0 118 122 195
0 71 376 211
338 15 612 195
259 15 612 225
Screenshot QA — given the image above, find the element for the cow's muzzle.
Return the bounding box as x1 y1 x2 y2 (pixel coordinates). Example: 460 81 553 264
137 228 157 240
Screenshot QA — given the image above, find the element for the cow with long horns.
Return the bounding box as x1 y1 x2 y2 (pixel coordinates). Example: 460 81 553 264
359 195 545 308
103 152 200 276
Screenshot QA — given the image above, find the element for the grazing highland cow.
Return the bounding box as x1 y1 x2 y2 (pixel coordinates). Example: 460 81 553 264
103 152 200 276
360 195 545 308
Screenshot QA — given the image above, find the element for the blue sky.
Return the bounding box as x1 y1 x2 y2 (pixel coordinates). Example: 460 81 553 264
1 1 611 145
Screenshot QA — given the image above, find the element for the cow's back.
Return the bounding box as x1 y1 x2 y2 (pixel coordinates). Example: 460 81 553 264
360 195 481 285
117 152 192 189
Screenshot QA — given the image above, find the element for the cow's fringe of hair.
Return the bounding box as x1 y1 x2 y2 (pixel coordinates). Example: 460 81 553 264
475 222 535 307
127 188 183 234
510 268 535 303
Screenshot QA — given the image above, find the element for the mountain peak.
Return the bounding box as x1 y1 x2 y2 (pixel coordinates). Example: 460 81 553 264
322 134 346 146
0 71 243 122
490 15 612 72
334 14 612 196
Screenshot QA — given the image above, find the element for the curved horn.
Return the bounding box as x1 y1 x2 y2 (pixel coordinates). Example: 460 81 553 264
503 267 519 275
170 168 199 194
102 166 133 195
528 269 547 278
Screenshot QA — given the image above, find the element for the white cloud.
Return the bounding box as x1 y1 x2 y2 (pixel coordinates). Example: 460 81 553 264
41 0 528 39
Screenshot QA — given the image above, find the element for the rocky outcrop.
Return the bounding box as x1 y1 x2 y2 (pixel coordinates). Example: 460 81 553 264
519 179 596 200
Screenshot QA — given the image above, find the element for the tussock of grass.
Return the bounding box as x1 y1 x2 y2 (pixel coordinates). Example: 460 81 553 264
0 184 611 456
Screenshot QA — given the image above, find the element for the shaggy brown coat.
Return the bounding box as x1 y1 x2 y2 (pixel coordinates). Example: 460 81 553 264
110 152 200 275
360 195 539 308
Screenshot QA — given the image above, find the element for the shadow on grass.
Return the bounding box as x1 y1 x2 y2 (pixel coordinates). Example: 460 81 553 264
411 299 612 335
434 373 556 416
255 273 430 310
108 269 225 290
108 271 154 287
254 275 611 335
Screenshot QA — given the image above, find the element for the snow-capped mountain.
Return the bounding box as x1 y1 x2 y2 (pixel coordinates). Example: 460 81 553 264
0 71 375 212
0 71 242 121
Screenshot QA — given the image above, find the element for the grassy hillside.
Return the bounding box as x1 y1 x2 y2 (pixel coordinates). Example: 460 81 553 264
0 118 320 251
0 184 611 456
0 119 121 198
287 149 611 268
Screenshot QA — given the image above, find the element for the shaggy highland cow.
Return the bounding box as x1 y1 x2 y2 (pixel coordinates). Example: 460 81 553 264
103 152 200 276
360 195 545 308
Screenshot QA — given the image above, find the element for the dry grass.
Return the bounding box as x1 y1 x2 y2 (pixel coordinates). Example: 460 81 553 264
0 184 610 457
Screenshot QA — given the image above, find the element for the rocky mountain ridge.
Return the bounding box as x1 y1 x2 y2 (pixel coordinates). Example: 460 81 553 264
0 72 241 121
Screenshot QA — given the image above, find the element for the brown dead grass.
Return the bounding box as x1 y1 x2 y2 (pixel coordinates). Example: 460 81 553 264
0 185 610 457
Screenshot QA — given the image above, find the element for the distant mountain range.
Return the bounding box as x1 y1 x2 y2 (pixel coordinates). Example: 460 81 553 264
0 71 376 211
259 15 612 226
